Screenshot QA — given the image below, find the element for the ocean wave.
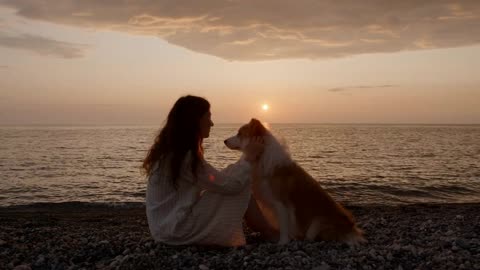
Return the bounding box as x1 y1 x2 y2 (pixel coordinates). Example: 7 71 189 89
326 182 479 204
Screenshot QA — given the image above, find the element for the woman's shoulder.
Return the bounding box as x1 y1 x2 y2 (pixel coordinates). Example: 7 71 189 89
150 151 203 176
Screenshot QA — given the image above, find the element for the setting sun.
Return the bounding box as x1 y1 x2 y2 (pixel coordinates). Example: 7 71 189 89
262 104 270 111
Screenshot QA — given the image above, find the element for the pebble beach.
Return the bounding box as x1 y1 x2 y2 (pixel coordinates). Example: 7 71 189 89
1 202 479 270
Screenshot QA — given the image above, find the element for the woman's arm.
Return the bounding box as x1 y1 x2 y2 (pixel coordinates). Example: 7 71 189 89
181 138 263 195
181 155 251 195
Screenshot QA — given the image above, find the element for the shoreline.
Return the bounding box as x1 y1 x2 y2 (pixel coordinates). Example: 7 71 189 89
2 199 479 209
1 203 479 269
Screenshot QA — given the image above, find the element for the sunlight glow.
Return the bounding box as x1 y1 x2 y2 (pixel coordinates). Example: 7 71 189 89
262 103 270 111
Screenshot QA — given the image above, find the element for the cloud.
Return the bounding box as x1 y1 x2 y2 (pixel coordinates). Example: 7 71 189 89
1 0 479 61
328 84 398 92
0 32 89 58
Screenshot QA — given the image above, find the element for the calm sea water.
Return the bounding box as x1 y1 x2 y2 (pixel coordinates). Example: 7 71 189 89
0 124 479 206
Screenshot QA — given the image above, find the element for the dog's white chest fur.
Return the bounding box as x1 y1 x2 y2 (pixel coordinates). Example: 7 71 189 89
253 177 275 207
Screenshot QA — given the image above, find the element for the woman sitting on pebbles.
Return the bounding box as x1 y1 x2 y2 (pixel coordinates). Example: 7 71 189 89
143 95 277 246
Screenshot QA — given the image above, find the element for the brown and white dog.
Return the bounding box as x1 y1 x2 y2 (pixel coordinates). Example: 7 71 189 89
225 118 365 245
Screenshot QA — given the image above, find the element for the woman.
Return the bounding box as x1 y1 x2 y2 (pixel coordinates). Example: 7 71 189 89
144 95 276 246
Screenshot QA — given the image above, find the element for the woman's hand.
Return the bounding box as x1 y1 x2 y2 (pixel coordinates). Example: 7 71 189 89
244 137 265 163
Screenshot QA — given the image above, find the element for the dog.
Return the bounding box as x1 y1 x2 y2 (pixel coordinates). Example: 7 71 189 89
225 118 365 245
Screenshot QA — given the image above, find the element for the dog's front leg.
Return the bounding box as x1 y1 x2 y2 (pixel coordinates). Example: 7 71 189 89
272 200 290 245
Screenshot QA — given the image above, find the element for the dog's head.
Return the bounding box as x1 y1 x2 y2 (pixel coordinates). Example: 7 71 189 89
224 118 268 151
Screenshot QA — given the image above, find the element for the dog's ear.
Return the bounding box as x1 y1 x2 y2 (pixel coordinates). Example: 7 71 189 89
249 118 267 135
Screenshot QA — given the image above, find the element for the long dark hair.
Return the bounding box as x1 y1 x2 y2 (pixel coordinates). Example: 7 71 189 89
143 95 210 188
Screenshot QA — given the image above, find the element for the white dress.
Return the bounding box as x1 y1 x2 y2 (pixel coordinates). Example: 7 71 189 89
146 152 252 246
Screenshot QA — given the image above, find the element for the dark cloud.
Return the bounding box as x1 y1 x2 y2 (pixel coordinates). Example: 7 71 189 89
1 0 479 60
328 84 398 92
0 32 89 58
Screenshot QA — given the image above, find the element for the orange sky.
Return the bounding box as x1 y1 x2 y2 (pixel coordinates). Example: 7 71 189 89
0 1 479 125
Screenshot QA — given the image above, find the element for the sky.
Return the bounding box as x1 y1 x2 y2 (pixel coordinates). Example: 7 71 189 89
0 0 479 125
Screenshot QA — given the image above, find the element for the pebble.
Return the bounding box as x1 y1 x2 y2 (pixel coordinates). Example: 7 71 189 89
13 265 31 270
456 239 470 249
35 255 45 266
312 262 330 270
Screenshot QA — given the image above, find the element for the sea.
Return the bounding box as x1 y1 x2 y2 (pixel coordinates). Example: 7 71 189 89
0 124 479 207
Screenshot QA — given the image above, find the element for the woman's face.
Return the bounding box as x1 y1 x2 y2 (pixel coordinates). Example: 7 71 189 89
199 110 214 138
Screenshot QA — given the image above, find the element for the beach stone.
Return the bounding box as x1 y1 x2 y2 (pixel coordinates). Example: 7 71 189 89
34 255 45 266
294 250 308 257
0 240 6 246
113 255 123 262
199 264 209 270
109 260 118 267
391 244 401 251
13 265 31 270
312 262 330 270
408 245 417 255
456 239 470 249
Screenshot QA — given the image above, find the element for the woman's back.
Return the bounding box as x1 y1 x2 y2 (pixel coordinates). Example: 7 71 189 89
146 152 252 246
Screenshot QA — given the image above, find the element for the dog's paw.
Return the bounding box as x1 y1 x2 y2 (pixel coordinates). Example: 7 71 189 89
277 238 290 245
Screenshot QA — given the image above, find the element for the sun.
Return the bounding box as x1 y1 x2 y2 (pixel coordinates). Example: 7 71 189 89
261 103 270 111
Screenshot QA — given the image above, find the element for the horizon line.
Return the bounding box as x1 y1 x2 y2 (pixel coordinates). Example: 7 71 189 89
1 122 479 127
